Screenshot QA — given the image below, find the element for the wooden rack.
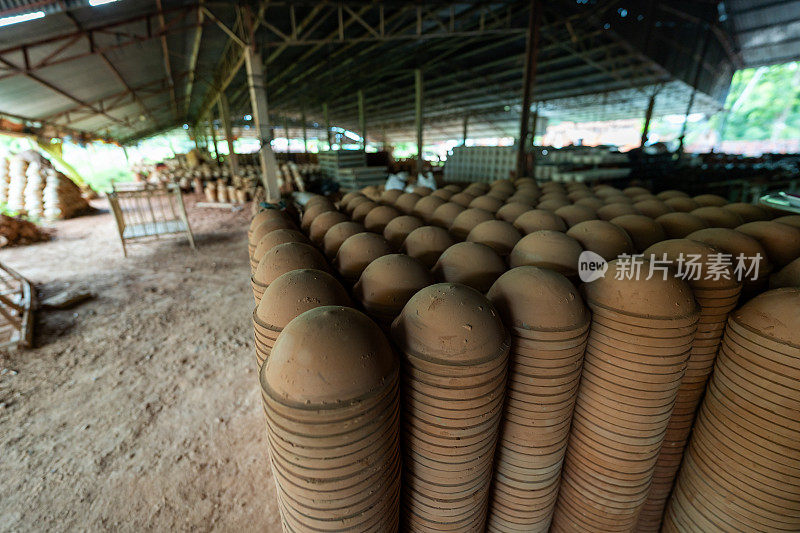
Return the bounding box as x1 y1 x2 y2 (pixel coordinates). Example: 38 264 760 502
0 261 35 350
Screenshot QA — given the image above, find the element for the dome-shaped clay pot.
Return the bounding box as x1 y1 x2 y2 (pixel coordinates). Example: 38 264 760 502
575 197 604 211
663 196 700 213
265 306 396 405
487 266 588 331
554 205 597 227
301 203 335 231
403 226 456 268
566 220 634 261
432 242 506 293
642 239 738 290
306 194 335 209
413 186 433 197
541 182 565 193
513 209 567 234
431 189 454 201
655 212 710 239
497 202 532 224
449 192 476 207
364 205 402 234
383 216 425 249
392 283 507 363
690 207 743 229
395 193 422 215
466 220 521 256
252 229 311 271
656 190 689 201
256 269 351 330
722 203 769 223
596 203 640 221
450 208 495 240
380 189 403 205
732 288 800 346
623 186 650 197
491 179 515 192
594 185 623 197
567 190 594 202
344 194 370 215
469 195 504 213
631 193 660 203
429 202 465 228
487 189 513 202
687 227 773 279
351 200 379 223
736 221 800 268
693 194 728 207
775 215 800 229
340 191 364 207
361 185 381 201
412 196 446 222
322 221 366 258
353 254 433 321
537 199 571 211
770 258 800 289
508 230 584 277
584 259 697 319
335 233 393 283
506 192 539 206
467 182 491 194
610 215 667 252
634 200 673 219
309 210 349 245
251 217 297 247
254 242 329 288
250 208 289 236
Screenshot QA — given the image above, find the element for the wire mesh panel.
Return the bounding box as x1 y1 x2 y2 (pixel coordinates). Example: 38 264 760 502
108 183 196 256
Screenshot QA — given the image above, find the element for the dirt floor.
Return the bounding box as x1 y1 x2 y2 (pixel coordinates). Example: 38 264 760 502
0 196 282 532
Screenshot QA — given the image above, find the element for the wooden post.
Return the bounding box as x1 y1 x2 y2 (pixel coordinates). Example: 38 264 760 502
218 94 238 175
284 116 291 153
209 121 220 163
415 68 423 175
301 107 308 154
462 114 469 146
678 25 711 154
244 46 281 201
517 0 541 179
358 89 367 150
323 102 332 150
641 92 656 148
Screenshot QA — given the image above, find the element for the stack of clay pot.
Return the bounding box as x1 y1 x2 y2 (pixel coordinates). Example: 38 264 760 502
353 254 433 330
249 209 295 261
663 289 800 532
261 306 401 532
250 229 310 275
23 161 44 218
251 242 328 304
635 239 742 531
252 269 350 370
6 156 27 212
0 156 8 204
432 242 506 293
486 267 589 532
392 283 509 531
551 259 699 531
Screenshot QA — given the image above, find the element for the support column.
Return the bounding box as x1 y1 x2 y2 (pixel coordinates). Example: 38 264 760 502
301 107 308 154
641 92 656 148
358 90 367 150
517 0 541 179
218 94 238 175
415 68 423 175
323 103 332 150
284 117 291 153
209 121 220 164
462 114 469 146
678 25 711 154
244 47 281 201
531 103 539 176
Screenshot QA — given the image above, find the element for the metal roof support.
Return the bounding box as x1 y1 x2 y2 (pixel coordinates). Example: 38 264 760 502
217 94 238 175
155 0 178 119
323 103 332 149
641 91 656 148
358 90 367 150
244 47 280 202
415 68 424 176
185 5 205 117
517 0 541 179
678 25 712 153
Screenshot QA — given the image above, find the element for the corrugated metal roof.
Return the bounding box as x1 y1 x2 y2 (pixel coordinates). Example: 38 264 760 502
727 0 800 66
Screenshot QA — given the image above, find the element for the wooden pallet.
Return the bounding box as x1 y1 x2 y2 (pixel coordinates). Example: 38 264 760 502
0 262 35 350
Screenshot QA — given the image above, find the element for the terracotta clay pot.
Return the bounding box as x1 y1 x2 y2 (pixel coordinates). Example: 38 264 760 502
412 196 446 222
566 220 635 261
403 226 456 268
380 189 403 205
450 192 477 208
693 194 728 207
432 242 506 293
469 195 505 214
394 192 422 215
351 199 379 223
610 214 667 253
450 208 495 240
466 220 522 257
496 202 533 224
774 215 800 229
663 196 700 213
736 220 800 268
690 206 744 229
363 205 402 234
655 212 709 239
383 215 424 250
322 221 365 258
308 210 349 245
513 209 568 234
429 202 466 229
554 204 597 227
334 232 393 284
722 202 770 223
634 200 673 219
770 257 800 289
252 242 329 305
300 202 335 232
656 190 689 201
250 229 310 274
508 230 583 278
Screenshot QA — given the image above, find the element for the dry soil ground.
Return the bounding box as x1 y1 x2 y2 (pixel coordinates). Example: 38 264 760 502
0 196 282 532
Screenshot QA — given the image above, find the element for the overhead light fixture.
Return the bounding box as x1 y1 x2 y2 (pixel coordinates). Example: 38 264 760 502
0 11 45 27
88 0 119 6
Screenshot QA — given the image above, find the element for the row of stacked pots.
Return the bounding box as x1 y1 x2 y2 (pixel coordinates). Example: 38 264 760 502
246 177 800 533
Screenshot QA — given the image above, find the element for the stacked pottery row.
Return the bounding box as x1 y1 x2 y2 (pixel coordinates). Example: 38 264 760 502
391 284 510 532
634 240 743 531
551 260 700 532
260 306 401 532
485 267 590 533
663 289 800 532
